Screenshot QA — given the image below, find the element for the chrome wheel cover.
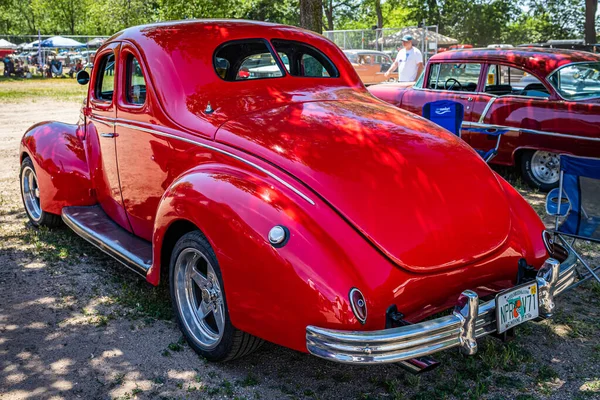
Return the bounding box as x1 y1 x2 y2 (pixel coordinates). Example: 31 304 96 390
21 166 42 222
531 151 560 185
174 248 225 349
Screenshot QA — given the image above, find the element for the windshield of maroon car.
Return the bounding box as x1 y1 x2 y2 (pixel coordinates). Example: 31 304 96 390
549 62 600 100
214 39 338 81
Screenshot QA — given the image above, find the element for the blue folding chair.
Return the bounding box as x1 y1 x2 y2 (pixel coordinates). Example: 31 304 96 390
422 100 464 136
423 100 507 163
546 155 600 287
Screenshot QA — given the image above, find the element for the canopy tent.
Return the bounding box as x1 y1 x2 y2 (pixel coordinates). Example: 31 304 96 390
22 40 40 50
41 36 84 48
0 39 17 49
86 37 106 47
377 28 458 47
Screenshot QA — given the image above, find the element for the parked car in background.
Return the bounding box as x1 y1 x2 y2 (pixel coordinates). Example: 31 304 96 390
343 49 395 85
19 21 576 369
518 39 600 53
369 48 600 190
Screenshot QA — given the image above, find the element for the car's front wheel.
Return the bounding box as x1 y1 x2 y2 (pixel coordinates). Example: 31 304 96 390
20 157 62 228
169 230 263 361
520 150 560 191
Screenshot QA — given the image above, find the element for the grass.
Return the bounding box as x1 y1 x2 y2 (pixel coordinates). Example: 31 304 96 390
0 75 87 103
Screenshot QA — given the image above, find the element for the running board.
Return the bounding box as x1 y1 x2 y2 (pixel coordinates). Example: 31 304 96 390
62 206 152 278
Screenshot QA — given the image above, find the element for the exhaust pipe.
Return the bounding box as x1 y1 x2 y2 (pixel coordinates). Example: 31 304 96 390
398 356 441 374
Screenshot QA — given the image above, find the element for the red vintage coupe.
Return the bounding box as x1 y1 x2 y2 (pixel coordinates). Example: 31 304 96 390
369 48 600 190
19 21 576 370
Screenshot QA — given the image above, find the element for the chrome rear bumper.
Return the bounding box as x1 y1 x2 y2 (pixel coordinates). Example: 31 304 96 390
306 255 577 364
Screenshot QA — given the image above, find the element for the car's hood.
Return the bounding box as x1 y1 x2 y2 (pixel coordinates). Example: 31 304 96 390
216 99 512 273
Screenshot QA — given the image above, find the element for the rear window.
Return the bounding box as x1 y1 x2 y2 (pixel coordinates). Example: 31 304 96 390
214 40 284 81
271 39 338 78
213 39 339 81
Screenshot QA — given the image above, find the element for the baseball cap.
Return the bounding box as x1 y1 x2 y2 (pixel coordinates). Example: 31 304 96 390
401 35 414 42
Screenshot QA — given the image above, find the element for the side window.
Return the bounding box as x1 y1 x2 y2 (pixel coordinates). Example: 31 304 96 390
426 63 441 89
126 54 146 105
95 53 115 102
301 54 331 77
271 39 338 78
214 40 284 81
485 65 549 98
427 63 481 92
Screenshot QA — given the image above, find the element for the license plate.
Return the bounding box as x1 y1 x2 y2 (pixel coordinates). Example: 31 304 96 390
495 282 539 334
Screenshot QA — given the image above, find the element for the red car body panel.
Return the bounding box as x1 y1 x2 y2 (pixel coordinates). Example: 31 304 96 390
20 21 550 353
368 48 600 167
217 99 513 273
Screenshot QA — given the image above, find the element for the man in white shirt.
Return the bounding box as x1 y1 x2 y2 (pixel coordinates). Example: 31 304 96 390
384 35 424 82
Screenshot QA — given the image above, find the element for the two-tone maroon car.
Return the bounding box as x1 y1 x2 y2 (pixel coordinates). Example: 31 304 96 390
369 48 600 190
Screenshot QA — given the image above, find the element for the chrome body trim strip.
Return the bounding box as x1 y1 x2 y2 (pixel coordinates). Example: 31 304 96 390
114 122 316 205
462 121 600 142
89 115 116 125
61 206 151 278
462 122 519 133
306 252 576 364
477 97 497 123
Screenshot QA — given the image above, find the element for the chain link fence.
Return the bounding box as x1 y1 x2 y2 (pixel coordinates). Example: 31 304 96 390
324 26 457 62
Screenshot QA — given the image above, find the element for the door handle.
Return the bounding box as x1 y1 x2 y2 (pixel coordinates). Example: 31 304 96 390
100 133 117 138
459 96 473 101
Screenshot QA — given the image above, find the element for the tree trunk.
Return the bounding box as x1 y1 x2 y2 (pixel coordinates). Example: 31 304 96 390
374 0 383 28
585 0 597 44
324 0 334 31
300 0 323 33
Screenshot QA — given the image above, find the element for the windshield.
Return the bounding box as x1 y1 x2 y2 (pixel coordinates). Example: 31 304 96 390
548 62 600 100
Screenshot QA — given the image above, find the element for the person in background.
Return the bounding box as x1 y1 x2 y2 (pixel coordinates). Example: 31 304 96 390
69 59 83 78
14 59 24 77
384 35 424 82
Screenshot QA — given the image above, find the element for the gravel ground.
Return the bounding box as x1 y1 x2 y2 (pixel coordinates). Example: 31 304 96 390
0 99 599 400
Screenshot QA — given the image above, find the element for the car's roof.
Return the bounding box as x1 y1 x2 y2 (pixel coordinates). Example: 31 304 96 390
100 20 365 137
108 19 303 43
430 47 600 76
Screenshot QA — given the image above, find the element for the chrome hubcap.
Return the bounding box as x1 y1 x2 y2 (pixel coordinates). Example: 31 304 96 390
174 248 225 349
21 166 42 222
531 151 560 185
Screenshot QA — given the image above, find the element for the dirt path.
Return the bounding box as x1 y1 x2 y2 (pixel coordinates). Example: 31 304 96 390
1 100 599 400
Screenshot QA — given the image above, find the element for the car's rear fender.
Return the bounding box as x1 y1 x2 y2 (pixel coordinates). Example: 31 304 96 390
150 162 549 353
151 162 376 351
20 121 95 215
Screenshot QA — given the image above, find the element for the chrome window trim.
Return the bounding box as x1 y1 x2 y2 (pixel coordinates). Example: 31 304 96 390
113 121 316 205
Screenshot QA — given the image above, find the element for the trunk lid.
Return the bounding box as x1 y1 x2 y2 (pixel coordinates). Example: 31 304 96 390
216 99 511 273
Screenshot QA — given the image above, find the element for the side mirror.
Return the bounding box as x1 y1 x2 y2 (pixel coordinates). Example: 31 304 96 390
76 70 90 85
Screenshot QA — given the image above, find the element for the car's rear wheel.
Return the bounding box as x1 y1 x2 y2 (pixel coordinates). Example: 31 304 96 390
20 157 62 228
520 150 560 191
169 230 263 361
